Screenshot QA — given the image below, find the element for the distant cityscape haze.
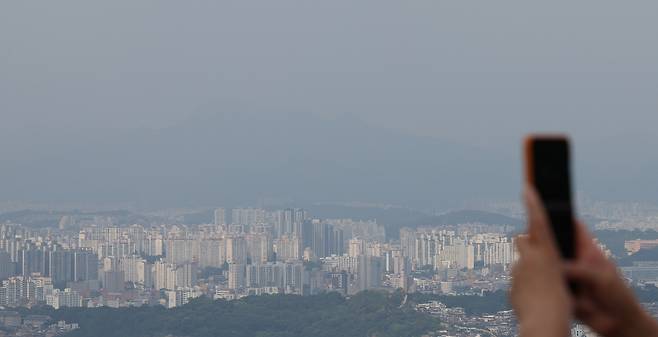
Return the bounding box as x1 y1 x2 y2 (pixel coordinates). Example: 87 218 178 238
1 3 658 337
1 0 657 208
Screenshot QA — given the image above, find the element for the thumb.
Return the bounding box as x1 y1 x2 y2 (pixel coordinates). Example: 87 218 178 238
515 234 532 257
563 262 603 290
524 186 557 250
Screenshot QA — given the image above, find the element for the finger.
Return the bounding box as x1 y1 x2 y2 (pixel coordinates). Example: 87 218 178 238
574 297 615 335
575 220 608 262
524 186 555 247
575 220 596 255
563 262 601 289
575 219 594 259
573 297 610 331
573 296 597 319
515 234 532 256
575 220 594 248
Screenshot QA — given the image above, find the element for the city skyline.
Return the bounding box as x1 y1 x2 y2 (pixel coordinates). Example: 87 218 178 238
1 198 658 336
0 205 519 308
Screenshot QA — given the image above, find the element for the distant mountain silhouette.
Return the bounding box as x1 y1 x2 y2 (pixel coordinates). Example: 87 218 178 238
0 209 158 228
414 210 523 228
304 203 426 224
0 110 517 209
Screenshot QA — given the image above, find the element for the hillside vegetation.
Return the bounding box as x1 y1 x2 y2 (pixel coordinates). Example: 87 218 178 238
37 291 439 337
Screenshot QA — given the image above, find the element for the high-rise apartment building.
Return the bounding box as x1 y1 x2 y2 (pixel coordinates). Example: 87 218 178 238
198 239 225 268
154 261 177 290
226 236 247 264
228 263 246 290
348 238 365 257
165 239 196 265
175 263 198 288
214 208 226 226
273 235 300 261
231 208 266 227
0 251 14 281
246 234 271 264
45 288 82 309
356 255 383 292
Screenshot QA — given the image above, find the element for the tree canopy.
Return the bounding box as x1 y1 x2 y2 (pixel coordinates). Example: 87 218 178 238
33 291 439 337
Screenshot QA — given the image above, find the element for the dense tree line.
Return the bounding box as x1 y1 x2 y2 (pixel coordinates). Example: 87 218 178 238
17 285 658 337
24 291 439 337
594 229 658 258
617 247 658 266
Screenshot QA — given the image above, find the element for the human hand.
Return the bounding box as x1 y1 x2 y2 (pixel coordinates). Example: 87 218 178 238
511 187 572 337
565 221 658 337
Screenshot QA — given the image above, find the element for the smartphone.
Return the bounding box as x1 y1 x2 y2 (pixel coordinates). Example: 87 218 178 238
524 135 576 259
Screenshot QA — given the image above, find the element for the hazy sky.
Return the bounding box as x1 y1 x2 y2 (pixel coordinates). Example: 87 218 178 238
1 1 657 207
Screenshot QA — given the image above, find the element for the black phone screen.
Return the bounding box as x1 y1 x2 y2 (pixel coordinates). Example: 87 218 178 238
531 139 576 259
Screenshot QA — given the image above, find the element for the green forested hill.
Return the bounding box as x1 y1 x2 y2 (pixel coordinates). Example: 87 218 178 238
41 291 439 337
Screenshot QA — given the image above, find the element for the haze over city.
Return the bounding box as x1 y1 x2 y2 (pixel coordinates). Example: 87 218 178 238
1 0 658 209
1 2 658 337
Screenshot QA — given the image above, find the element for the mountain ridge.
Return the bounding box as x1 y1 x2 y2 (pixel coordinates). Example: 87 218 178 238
0 110 516 209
